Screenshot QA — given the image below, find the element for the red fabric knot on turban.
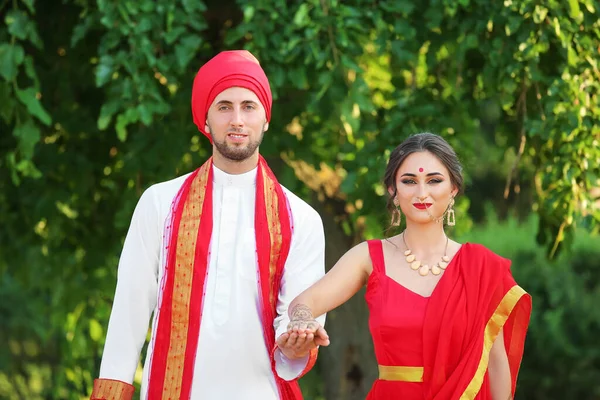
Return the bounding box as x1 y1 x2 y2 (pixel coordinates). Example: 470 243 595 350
191 50 272 142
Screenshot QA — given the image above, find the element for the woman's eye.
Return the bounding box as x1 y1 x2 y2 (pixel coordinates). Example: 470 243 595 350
401 179 416 184
428 179 443 184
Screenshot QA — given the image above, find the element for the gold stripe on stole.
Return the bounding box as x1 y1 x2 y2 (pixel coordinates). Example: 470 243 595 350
378 365 424 382
91 378 135 400
162 164 210 399
262 169 282 307
459 285 527 399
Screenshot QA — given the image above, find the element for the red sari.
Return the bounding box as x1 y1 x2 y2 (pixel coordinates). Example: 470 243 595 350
366 241 531 400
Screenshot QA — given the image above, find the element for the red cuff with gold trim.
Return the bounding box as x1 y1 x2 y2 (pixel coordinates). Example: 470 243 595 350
299 347 319 378
90 378 134 400
272 345 319 380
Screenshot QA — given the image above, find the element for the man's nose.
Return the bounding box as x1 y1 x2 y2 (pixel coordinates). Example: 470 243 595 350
230 108 243 127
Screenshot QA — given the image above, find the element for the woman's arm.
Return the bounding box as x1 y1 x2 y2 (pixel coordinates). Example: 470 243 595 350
276 241 372 360
288 240 372 323
488 329 513 400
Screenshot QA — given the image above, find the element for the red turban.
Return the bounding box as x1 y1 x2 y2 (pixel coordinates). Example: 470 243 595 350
191 50 272 141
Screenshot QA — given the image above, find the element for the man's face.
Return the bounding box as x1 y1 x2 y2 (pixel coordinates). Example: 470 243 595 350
205 86 269 162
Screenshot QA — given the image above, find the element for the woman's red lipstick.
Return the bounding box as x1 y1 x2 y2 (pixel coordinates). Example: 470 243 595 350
413 203 432 210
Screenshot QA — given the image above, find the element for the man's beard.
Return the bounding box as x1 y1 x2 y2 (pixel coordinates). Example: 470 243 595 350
211 125 266 162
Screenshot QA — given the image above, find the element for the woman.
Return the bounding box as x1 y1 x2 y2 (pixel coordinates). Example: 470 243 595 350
284 133 531 399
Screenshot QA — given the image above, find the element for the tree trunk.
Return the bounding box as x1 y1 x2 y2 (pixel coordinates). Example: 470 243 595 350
311 197 378 400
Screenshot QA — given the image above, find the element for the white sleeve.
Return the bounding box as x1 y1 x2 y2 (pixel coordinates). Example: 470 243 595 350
98 186 160 383
273 204 326 381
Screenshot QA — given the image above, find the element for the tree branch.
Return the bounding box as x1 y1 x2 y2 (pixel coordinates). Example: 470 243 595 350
319 0 340 66
534 83 546 121
504 79 528 199
0 0 10 14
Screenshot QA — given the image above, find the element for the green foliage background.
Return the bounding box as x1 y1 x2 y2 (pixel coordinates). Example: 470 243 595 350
1 0 599 399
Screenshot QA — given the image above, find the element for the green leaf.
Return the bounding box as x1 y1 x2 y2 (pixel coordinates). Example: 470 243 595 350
140 1 154 12
97 100 121 130
533 5 549 24
136 15 154 33
175 34 202 69
5 10 29 40
23 55 39 88
137 104 153 125
568 0 582 20
0 82 14 123
380 0 415 14
13 118 41 159
0 43 25 81
115 114 129 141
14 158 42 179
293 4 310 26
243 5 255 21
391 40 416 64
4 10 43 49
187 17 208 31
182 0 207 13
114 108 139 141
20 0 35 14
27 23 43 49
95 55 114 87
567 45 578 67
89 319 103 342
164 26 186 45
15 87 52 126
71 15 95 48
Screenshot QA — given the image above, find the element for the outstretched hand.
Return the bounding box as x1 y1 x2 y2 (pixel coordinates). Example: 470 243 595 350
276 321 330 360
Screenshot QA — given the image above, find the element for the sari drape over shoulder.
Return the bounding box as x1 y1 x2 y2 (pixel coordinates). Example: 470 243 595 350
422 243 531 399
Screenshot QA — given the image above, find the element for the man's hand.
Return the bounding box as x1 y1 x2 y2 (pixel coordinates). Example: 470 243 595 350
276 322 330 360
277 304 330 360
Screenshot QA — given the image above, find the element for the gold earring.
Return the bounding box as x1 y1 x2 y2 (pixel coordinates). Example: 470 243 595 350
447 198 456 226
391 198 401 227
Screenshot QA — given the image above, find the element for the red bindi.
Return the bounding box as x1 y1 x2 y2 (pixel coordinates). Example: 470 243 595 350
419 168 424 173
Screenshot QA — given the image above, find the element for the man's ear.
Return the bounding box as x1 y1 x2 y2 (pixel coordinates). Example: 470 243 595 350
204 123 211 134
264 121 269 132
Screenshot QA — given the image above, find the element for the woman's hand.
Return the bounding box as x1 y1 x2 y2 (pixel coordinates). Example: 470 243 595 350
276 304 330 359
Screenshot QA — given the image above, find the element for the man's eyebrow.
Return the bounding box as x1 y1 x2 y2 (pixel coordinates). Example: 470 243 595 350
215 100 258 105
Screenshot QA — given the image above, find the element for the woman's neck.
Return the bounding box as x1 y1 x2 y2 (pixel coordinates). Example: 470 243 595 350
402 222 448 256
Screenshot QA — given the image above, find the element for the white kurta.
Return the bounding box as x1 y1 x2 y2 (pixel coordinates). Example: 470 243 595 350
99 165 326 399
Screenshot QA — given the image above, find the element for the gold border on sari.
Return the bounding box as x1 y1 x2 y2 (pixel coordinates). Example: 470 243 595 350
459 285 527 399
379 365 424 382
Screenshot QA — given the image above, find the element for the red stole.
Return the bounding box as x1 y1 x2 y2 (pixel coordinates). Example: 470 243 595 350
147 156 304 400
422 243 532 399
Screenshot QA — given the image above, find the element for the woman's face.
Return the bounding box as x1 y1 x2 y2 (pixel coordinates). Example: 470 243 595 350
393 151 458 225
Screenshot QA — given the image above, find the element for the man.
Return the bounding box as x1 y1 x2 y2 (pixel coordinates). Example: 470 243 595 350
91 50 329 400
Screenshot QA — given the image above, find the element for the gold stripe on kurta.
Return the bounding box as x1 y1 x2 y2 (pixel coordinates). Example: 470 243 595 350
459 285 527 399
162 163 210 399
